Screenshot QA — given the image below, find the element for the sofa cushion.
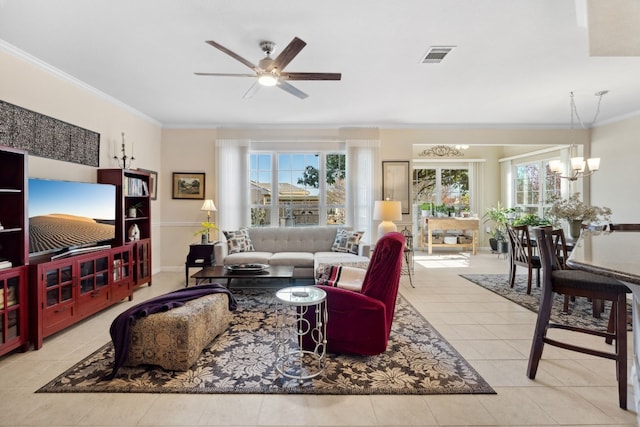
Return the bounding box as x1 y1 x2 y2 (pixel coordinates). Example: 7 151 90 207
224 251 271 265
223 228 254 254
269 252 315 268
331 229 364 254
247 226 339 253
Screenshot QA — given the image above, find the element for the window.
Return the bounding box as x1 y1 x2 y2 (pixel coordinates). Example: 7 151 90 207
249 152 346 227
413 167 470 215
513 160 560 217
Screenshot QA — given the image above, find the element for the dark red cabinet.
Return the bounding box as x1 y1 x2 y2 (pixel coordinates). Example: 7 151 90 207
0 146 29 356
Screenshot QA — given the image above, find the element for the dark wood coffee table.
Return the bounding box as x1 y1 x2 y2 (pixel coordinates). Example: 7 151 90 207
191 265 294 288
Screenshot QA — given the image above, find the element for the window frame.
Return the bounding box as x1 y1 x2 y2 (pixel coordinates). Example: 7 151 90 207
512 158 561 218
249 149 347 227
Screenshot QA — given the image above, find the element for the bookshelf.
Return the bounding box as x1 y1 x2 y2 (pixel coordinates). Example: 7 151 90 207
0 146 29 356
98 168 152 288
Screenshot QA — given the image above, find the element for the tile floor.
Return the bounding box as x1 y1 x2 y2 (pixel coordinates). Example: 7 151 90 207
0 250 637 426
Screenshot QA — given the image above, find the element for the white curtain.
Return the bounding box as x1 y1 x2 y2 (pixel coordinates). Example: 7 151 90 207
468 161 483 215
216 139 250 230
346 139 379 243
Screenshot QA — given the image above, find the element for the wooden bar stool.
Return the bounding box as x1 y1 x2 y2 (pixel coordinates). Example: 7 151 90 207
528 227 630 409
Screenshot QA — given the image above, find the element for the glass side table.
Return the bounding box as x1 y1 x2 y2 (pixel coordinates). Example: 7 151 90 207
274 286 327 383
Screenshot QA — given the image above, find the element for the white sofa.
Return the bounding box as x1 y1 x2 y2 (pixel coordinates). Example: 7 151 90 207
214 226 370 279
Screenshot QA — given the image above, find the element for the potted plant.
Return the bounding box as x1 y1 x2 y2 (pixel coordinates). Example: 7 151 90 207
548 193 612 239
194 221 218 244
511 213 552 227
435 203 448 217
128 202 144 218
483 202 515 252
419 202 433 217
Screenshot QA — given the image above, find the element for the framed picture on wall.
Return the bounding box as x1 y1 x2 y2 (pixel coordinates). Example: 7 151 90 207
172 172 205 200
138 168 158 200
382 161 410 214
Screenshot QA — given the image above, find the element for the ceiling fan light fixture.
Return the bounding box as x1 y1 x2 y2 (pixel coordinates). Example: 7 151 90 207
258 73 278 87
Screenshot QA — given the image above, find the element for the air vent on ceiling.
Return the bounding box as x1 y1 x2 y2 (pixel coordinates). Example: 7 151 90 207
421 46 455 64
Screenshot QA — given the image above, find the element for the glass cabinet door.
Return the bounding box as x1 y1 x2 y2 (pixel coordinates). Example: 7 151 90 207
1 275 20 343
0 268 27 352
79 256 109 294
45 265 73 307
112 250 131 282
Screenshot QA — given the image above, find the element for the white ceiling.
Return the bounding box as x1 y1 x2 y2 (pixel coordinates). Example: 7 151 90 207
1 0 640 128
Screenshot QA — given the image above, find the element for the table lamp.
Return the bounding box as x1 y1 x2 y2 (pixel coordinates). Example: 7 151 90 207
373 200 402 239
200 199 217 242
200 199 217 222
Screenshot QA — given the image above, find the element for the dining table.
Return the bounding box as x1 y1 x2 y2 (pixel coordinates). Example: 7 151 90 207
566 230 640 419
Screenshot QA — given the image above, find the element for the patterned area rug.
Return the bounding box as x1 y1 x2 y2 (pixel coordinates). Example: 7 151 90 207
37 288 495 395
461 274 631 330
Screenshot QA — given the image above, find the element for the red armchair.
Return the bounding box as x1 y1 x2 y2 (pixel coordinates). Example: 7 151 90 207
305 231 405 355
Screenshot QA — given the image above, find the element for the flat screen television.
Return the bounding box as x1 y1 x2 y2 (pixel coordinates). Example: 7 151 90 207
28 178 116 258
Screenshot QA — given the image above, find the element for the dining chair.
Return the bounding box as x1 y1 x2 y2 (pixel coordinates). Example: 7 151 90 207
506 224 541 294
609 223 640 231
528 227 630 409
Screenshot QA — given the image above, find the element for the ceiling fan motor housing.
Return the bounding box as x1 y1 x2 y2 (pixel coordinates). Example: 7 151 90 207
260 40 275 56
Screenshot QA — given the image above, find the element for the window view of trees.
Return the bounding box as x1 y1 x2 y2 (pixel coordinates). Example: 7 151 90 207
514 161 560 217
413 167 470 215
249 152 346 227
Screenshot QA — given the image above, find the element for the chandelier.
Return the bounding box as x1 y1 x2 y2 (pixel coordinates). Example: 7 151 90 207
549 91 607 181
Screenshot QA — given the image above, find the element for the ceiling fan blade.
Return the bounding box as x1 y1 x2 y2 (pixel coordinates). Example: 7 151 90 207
194 72 256 77
277 81 308 99
268 37 306 72
243 81 261 99
280 72 342 81
205 40 258 71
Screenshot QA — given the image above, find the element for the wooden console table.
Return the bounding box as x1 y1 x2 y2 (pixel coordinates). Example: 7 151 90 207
421 217 479 255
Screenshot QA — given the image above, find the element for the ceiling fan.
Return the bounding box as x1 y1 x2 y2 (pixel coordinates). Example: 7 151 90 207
194 37 341 99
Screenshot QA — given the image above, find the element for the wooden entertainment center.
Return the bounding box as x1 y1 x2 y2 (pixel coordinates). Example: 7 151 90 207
0 146 29 357
0 145 153 353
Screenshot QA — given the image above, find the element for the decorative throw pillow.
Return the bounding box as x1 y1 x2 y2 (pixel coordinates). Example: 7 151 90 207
317 265 366 292
223 228 254 254
331 229 364 255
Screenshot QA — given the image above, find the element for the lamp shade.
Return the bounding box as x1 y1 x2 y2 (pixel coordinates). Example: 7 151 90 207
200 199 217 212
373 200 402 239
373 200 402 221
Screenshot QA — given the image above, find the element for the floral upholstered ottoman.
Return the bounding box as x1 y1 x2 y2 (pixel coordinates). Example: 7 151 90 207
125 293 232 371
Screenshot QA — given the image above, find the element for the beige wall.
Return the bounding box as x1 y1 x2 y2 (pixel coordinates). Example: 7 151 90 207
0 47 163 273
591 115 640 222
160 129 218 269
4 44 639 271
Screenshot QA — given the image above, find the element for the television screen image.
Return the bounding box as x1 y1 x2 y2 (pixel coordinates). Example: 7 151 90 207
28 178 116 256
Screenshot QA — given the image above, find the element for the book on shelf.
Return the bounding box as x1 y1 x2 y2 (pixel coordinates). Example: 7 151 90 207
124 177 146 196
0 260 13 270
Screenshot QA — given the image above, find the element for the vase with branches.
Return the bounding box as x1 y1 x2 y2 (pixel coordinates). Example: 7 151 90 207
548 193 612 238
